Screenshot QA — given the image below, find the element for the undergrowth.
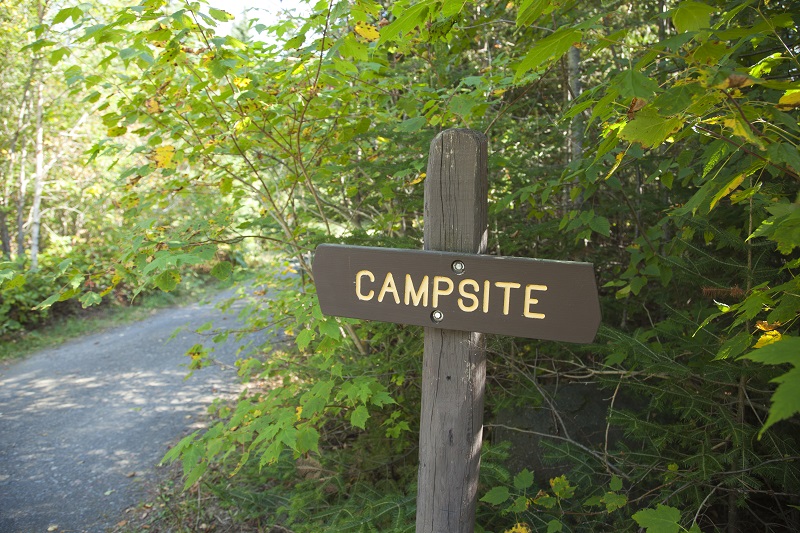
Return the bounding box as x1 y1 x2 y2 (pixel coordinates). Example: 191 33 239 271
112 429 520 533
0 272 232 361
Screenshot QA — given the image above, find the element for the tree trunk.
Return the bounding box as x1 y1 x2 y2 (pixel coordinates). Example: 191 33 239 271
567 45 583 164
0 206 11 259
564 45 583 209
29 72 44 270
16 141 28 259
2 56 36 261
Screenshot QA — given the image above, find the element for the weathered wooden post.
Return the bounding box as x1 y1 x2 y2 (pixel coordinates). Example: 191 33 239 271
312 127 601 533
416 129 487 533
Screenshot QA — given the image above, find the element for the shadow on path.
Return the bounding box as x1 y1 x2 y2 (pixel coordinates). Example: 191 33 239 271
0 290 267 532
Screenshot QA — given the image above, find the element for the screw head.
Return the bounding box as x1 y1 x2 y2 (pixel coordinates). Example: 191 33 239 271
431 309 444 323
451 260 466 275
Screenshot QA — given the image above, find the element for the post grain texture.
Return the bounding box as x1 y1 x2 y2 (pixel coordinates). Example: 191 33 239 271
416 129 488 533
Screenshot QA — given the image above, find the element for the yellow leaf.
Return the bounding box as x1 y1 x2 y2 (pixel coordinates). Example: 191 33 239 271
407 172 426 186
756 320 782 331
152 145 176 169
604 152 625 181
99 273 122 297
504 523 532 533
713 73 754 90
232 76 251 89
708 173 745 211
144 98 161 114
723 116 765 149
777 90 800 110
754 330 782 348
354 21 380 42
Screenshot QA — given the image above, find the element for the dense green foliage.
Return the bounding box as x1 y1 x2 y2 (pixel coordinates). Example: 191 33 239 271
2 0 799 531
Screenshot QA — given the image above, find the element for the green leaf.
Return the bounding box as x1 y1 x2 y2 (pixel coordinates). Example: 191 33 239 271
739 337 800 436
449 95 478 118
652 83 702 116
516 0 549 27
350 405 370 429
318 318 341 339
749 202 800 254
672 1 716 34
379 2 430 43
589 215 612 237
513 468 534 490
515 28 582 81
183 460 208 490
600 491 628 512
208 7 234 22
619 107 684 148
60 287 81 302
757 366 800 435
296 425 320 454
441 0 467 17
49 47 71 65
714 331 752 360
53 7 80 24
219 176 233 195
36 293 60 310
210 261 233 281
632 504 682 533
154 269 181 292
534 493 557 509
550 475 575 499
547 520 563 533
79 292 102 308
480 486 510 505
768 143 800 174
613 70 661 99
296 329 313 351
107 125 127 137
740 336 800 366
609 475 623 492
2 273 26 290
210 59 231 79
397 116 426 132
284 34 305 50
508 495 528 513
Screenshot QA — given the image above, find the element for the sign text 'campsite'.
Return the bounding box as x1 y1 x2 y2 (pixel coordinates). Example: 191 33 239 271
313 243 600 343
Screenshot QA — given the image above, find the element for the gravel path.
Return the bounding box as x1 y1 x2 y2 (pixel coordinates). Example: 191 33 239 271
0 290 265 532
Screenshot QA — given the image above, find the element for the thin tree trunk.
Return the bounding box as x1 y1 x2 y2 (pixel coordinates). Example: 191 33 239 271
2 58 36 261
28 0 48 270
567 45 583 206
0 206 11 259
16 141 28 258
29 74 44 270
568 45 583 162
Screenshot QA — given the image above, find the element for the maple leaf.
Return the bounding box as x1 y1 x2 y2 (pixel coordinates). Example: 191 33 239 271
354 21 379 42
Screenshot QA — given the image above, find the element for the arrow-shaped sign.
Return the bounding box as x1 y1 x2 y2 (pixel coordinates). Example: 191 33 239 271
313 244 601 343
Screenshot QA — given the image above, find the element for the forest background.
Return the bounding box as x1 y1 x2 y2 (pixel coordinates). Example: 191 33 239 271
1 0 799 531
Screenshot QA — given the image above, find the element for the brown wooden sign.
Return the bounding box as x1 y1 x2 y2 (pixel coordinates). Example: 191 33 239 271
313 243 601 343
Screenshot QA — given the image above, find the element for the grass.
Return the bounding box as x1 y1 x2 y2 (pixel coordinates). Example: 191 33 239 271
0 276 226 361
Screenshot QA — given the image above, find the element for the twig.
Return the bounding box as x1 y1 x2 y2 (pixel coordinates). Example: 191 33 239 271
484 423 629 479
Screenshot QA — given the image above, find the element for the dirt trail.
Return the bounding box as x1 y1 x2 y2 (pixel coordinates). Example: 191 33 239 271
0 290 264 532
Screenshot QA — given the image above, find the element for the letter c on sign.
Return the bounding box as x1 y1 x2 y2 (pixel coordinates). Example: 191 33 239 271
356 270 375 301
